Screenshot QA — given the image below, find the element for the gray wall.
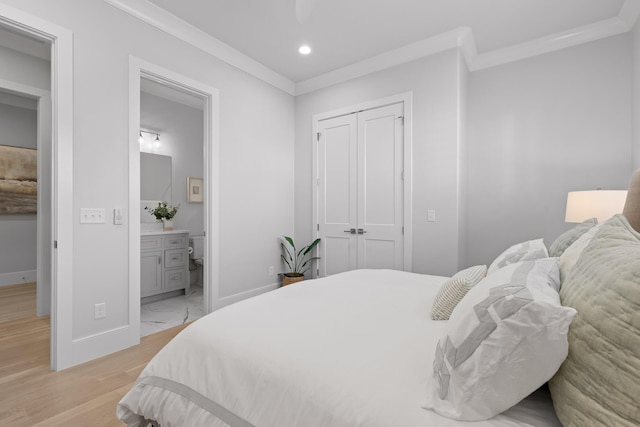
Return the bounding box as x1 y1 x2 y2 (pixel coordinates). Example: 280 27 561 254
466 34 633 266
295 50 467 276
0 101 37 284
2 0 294 357
140 92 204 236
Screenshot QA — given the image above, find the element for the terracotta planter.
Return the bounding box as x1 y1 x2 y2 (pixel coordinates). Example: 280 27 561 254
282 274 304 286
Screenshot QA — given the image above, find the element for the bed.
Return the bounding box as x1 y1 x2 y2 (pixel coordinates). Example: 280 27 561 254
118 172 640 427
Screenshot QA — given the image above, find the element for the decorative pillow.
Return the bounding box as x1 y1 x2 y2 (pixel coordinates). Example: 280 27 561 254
549 214 640 427
558 224 600 283
423 258 576 421
431 265 488 321
487 238 548 275
548 218 598 257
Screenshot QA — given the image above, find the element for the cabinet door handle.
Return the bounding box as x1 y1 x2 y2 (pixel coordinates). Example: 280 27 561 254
344 228 356 234
158 256 161 264
357 228 367 234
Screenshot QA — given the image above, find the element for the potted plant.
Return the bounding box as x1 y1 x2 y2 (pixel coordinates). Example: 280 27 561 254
146 201 179 230
280 236 321 286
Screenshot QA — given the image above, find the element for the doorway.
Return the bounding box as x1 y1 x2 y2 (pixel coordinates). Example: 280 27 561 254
312 93 414 276
0 7 74 370
128 57 220 341
138 78 206 336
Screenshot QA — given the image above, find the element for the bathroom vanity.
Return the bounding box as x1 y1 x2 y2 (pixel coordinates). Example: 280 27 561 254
141 230 190 300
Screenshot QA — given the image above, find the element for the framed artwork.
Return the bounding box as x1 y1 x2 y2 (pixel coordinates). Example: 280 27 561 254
0 145 37 214
187 177 203 203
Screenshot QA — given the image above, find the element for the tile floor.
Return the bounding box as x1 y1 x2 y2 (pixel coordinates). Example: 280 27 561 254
140 285 205 337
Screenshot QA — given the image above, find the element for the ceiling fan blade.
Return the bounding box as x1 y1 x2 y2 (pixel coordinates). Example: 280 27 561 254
295 0 316 23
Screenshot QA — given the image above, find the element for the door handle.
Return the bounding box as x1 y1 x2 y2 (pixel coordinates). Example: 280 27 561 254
357 228 367 234
344 228 356 234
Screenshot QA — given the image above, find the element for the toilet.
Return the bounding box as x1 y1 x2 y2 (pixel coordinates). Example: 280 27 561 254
189 236 204 286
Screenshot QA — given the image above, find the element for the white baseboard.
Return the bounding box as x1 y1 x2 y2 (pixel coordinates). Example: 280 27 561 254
217 281 281 309
0 270 37 286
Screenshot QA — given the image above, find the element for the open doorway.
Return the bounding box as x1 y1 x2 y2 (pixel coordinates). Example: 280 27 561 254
0 24 53 362
128 57 220 341
138 78 206 336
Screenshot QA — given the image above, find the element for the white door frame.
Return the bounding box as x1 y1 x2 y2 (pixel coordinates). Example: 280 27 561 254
0 4 74 370
128 56 220 342
312 92 413 273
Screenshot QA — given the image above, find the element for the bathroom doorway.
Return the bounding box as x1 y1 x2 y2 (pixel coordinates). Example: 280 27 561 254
128 57 220 340
138 78 206 336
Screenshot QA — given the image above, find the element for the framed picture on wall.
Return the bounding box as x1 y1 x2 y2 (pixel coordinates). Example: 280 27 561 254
187 177 203 203
0 145 37 214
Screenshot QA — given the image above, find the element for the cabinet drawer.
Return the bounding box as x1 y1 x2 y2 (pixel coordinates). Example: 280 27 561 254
164 268 187 290
164 235 187 249
141 236 162 251
165 248 188 268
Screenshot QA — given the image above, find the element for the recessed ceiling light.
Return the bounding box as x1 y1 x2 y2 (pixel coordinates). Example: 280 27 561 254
299 45 311 55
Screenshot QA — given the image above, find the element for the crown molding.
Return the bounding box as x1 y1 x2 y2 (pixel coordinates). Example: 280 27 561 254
105 0 638 96
103 0 295 95
295 28 467 95
470 16 630 71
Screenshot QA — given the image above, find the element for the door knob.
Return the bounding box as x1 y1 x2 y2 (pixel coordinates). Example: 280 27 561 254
344 228 356 234
357 228 367 234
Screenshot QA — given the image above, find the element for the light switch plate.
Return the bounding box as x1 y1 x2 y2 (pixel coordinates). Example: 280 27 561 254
114 208 124 225
427 209 436 222
80 208 106 224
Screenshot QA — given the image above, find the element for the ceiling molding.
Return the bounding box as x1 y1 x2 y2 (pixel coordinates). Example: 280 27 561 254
103 0 296 95
295 28 466 96
105 0 638 96
469 16 630 71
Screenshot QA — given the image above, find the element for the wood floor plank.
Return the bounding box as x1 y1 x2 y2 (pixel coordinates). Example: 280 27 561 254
0 282 190 425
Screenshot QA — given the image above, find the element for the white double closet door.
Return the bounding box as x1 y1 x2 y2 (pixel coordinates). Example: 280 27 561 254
316 102 404 276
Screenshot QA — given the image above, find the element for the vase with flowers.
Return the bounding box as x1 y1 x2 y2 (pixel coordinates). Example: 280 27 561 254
146 201 179 231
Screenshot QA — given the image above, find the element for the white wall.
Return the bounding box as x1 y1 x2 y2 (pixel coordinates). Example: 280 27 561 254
295 50 466 276
1 0 294 364
0 101 37 285
140 92 204 236
466 34 633 267
0 44 50 91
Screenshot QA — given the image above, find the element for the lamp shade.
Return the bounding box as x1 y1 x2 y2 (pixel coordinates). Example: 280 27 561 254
565 190 628 223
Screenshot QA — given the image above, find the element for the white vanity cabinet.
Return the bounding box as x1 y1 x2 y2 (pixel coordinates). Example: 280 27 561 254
141 231 189 299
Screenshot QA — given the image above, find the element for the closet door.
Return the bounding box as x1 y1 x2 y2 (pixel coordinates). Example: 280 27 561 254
357 103 404 270
317 114 358 276
316 102 404 276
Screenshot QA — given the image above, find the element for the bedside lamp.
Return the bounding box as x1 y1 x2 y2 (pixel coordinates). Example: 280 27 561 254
565 190 628 223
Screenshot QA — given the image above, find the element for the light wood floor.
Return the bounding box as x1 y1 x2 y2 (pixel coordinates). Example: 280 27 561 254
0 283 189 426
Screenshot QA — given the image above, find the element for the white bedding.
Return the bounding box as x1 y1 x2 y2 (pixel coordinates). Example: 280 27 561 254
118 269 561 427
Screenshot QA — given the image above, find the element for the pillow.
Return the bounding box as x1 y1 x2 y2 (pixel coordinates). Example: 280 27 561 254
558 224 600 283
423 258 576 421
487 238 548 274
431 265 487 321
548 218 598 257
549 214 640 427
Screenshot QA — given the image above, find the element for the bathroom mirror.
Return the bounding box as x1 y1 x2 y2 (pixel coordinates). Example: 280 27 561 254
140 152 172 203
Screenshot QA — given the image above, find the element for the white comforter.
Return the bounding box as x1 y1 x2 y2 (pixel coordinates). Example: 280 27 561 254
118 269 561 427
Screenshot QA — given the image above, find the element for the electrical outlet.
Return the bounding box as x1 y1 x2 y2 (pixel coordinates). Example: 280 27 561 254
94 302 106 319
269 266 275 276
427 209 436 222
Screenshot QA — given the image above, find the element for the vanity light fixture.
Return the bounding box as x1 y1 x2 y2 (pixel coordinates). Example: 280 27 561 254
139 129 161 147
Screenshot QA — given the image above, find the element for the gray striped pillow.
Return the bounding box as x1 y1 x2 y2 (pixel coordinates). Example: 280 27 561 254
431 265 487 320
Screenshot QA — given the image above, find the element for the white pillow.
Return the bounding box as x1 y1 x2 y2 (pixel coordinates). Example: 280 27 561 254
423 258 577 421
558 224 600 283
487 238 548 275
431 265 488 321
